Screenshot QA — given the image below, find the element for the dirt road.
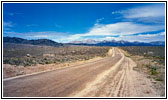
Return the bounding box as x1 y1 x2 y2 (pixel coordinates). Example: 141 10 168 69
3 48 159 97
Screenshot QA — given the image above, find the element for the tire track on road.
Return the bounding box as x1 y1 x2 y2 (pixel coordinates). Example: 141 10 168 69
74 48 159 97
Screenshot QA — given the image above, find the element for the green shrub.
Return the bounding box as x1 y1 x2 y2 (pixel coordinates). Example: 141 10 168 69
151 70 158 75
155 78 163 81
146 64 150 68
150 66 158 75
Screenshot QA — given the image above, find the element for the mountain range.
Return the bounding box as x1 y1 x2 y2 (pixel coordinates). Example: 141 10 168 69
70 39 100 44
70 39 165 46
3 37 63 47
3 37 165 46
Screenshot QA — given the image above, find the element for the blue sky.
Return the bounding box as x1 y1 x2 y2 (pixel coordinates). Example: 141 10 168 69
3 3 165 43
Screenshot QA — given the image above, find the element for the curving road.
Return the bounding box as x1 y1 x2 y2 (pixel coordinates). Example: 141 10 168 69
3 48 158 97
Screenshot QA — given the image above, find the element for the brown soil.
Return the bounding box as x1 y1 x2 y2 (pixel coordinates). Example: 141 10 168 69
3 57 103 78
3 48 162 97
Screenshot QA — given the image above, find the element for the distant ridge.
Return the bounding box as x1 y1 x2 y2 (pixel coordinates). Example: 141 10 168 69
4 37 165 47
70 39 165 46
3 37 63 47
71 39 99 44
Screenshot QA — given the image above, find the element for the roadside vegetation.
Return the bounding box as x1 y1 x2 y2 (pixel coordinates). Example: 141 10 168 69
119 46 165 96
3 43 110 67
120 46 165 64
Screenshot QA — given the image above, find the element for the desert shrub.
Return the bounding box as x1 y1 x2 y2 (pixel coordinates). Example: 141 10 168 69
146 64 150 68
6 58 23 66
3 58 10 64
150 66 158 75
155 78 163 81
151 70 158 75
3 43 111 66
119 46 165 65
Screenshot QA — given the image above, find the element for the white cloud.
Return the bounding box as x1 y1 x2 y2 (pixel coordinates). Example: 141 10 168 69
126 5 165 18
3 31 68 42
3 22 14 27
63 31 165 43
63 21 165 42
3 21 15 31
3 21 165 43
54 24 62 28
88 22 163 36
68 22 164 39
112 4 165 18
95 17 104 25
102 32 165 42
8 12 22 16
104 36 116 40
58 34 83 42
159 32 165 35
28 35 49 38
26 24 39 27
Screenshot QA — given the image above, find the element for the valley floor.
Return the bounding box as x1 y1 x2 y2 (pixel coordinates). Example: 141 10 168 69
3 48 164 97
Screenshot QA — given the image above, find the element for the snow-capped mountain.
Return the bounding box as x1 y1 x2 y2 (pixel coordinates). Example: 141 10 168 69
70 39 100 44
70 39 165 46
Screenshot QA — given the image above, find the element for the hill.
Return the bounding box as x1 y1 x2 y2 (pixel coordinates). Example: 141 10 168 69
3 37 63 47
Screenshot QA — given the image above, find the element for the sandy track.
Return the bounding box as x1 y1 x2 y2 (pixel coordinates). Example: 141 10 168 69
73 48 158 97
3 48 158 97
